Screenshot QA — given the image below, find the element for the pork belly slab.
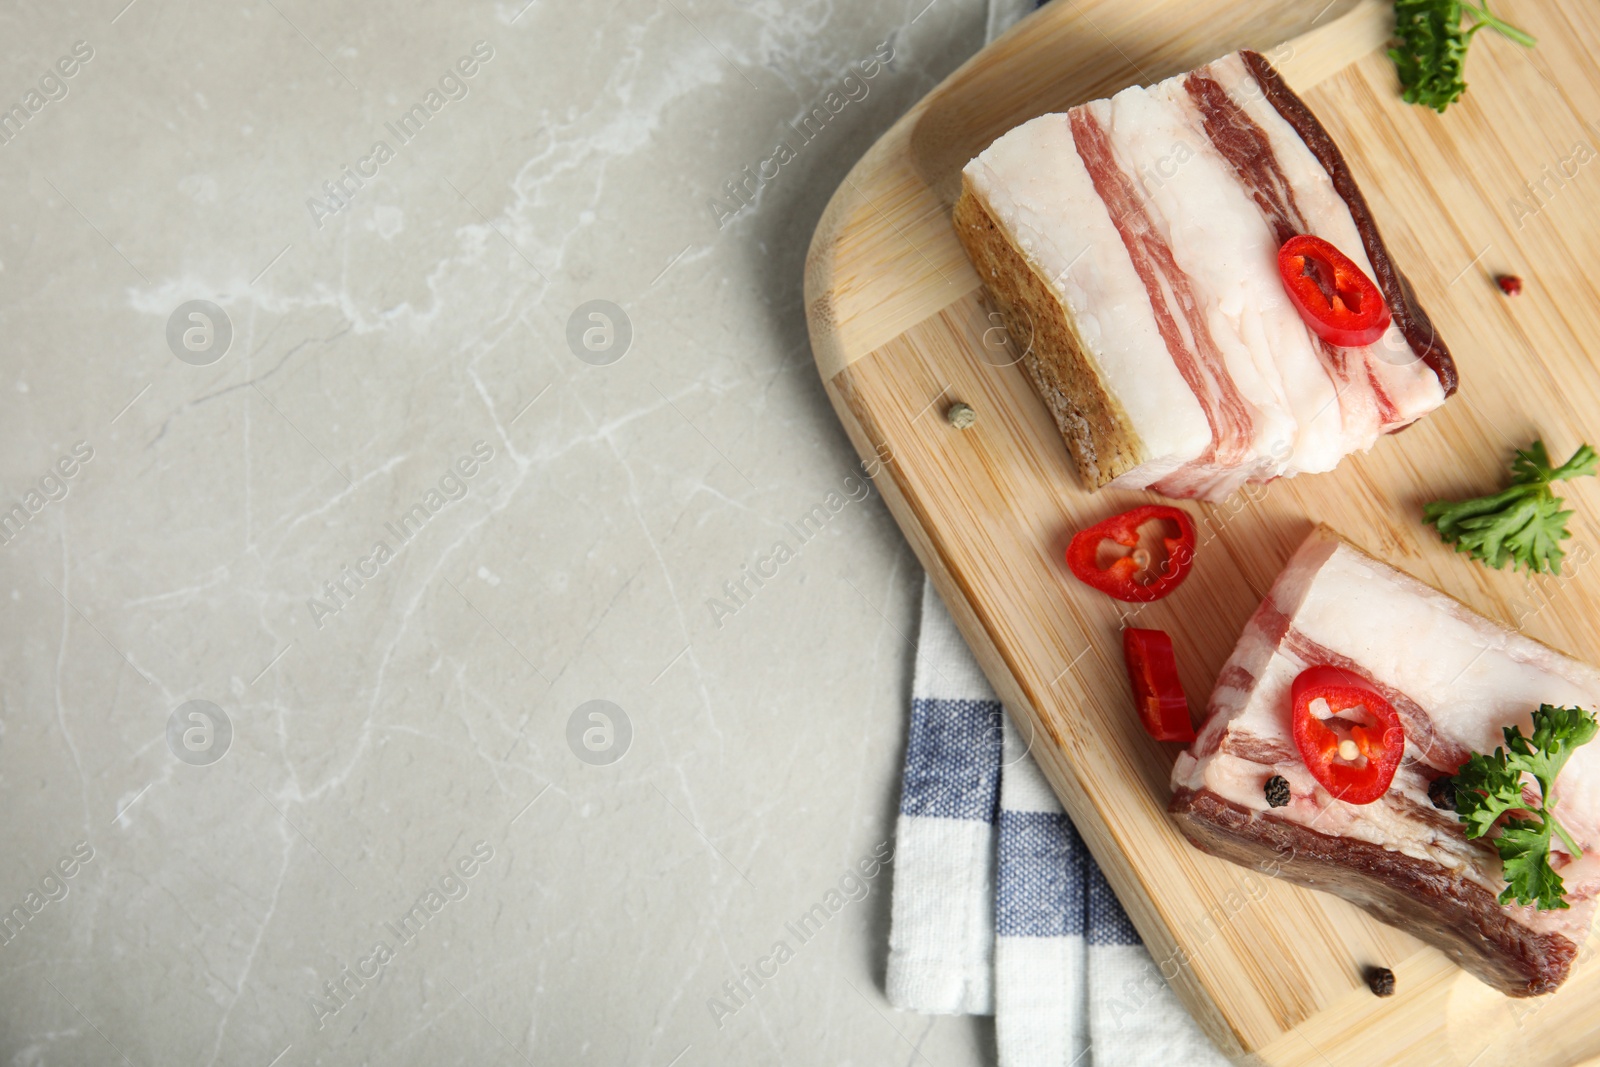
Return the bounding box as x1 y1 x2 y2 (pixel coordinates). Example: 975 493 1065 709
954 50 1456 502
1170 527 1600 996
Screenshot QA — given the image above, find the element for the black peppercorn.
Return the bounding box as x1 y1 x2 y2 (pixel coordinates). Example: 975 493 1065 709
1264 775 1291 808
1365 966 1395 997
1429 776 1456 811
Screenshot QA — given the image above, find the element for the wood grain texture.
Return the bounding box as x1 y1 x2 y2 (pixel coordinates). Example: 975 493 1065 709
805 0 1600 1062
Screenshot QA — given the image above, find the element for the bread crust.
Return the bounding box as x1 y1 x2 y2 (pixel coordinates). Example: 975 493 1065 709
953 178 1145 488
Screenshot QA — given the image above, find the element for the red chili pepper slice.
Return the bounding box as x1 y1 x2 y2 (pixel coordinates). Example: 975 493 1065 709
1123 628 1194 743
1277 235 1392 348
1289 665 1406 805
1065 505 1196 602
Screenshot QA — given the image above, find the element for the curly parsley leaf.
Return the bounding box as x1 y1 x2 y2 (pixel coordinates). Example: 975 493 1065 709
1422 440 1596 575
1495 819 1570 910
1451 704 1597 910
1515 702 1600 796
1390 0 1537 113
1452 748 1525 838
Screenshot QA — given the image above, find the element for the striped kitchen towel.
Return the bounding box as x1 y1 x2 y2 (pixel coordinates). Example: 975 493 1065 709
886 579 1228 1066
885 579 1000 1015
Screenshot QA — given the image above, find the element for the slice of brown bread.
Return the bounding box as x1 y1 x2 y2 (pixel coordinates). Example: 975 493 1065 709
952 176 1145 489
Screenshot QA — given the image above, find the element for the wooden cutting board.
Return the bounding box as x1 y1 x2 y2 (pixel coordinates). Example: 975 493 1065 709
805 0 1600 1061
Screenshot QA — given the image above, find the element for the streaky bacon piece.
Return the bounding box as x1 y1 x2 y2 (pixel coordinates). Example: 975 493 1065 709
1170 527 1600 996
954 50 1455 501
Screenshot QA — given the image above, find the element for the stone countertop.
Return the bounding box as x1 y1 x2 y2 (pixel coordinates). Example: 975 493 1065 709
0 0 999 1064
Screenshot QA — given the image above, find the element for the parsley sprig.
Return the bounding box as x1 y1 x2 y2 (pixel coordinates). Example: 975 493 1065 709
1390 0 1537 113
1422 440 1597 575
1452 705 1597 910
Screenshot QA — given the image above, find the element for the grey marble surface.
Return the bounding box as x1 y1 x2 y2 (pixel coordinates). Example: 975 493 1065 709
0 1 1002 1064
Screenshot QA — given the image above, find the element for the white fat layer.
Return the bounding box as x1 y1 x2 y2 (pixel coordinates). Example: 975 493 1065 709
1179 529 1600 939
965 116 1212 466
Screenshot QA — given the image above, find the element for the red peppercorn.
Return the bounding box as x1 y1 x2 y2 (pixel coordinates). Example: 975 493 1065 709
1496 275 1524 296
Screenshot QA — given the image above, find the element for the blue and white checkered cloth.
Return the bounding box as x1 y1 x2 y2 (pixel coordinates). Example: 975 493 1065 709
887 580 1228 1066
